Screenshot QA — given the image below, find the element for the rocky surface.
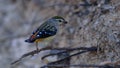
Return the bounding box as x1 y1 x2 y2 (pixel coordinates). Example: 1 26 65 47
0 0 120 68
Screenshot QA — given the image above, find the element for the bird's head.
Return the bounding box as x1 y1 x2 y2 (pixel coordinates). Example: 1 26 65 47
50 16 67 25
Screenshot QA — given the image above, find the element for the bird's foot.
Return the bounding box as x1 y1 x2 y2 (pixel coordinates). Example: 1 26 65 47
36 48 39 52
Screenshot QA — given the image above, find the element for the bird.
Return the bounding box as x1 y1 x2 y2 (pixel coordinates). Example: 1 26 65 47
25 16 67 50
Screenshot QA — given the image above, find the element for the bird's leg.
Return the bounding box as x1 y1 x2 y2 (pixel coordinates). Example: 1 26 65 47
35 42 39 51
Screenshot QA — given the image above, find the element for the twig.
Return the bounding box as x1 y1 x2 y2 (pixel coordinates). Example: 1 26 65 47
41 47 97 60
41 64 120 68
11 47 51 65
46 50 88 65
41 50 67 60
11 47 97 65
50 46 97 51
41 64 104 68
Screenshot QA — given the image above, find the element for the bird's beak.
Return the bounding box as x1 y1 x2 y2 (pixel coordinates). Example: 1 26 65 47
61 21 67 26
63 21 68 24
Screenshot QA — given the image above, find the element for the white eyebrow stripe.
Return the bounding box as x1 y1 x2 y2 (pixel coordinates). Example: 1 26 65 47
56 19 64 21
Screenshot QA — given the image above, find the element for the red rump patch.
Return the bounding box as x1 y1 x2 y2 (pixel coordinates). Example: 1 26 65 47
31 35 35 39
30 32 38 40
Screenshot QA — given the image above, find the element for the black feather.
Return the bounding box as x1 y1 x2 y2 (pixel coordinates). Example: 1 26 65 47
25 26 57 43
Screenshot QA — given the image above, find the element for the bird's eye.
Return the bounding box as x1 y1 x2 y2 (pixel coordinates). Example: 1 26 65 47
58 20 62 22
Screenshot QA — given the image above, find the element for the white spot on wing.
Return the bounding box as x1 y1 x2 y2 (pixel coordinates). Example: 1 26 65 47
39 32 42 34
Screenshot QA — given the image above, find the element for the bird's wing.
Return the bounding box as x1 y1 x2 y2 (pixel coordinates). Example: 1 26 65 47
35 26 57 38
25 23 57 43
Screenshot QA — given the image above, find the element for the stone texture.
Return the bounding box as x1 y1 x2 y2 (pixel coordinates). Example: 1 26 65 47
0 0 120 68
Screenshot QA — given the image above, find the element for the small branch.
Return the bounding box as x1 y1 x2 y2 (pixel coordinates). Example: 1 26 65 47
11 50 39 65
41 46 97 60
41 50 67 60
41 64 104 68
49 46 97 51
45 50 88 65
41 64 120 68
11 46 97 65
11 47 51 65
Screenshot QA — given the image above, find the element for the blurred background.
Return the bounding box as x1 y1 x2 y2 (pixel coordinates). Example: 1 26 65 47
0 0 120 68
